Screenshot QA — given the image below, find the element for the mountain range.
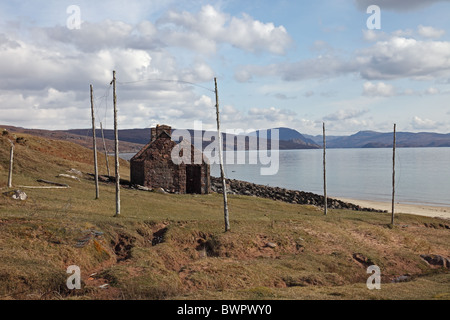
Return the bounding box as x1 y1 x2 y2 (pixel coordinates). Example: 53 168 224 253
304 130 450 148
2 125 450 151
63 126 450 149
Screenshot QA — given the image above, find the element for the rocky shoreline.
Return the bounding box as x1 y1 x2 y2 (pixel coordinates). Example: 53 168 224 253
87 171 387 213
210 177 388 213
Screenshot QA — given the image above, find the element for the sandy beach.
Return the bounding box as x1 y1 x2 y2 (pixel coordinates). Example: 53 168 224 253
336 198 450 220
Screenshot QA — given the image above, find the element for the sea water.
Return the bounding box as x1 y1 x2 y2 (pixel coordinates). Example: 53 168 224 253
121 148 450 207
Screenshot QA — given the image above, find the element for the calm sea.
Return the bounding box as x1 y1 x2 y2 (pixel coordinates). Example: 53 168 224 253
121 148 450 207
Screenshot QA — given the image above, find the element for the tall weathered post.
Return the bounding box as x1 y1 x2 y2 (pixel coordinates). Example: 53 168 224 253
113 71 121 217
215 77 230 232
323 122 327 216
90 84 99 199
391 123 396 225
7 140 14 188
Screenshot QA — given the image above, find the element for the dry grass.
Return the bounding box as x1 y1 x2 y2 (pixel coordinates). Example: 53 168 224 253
0 131 449 300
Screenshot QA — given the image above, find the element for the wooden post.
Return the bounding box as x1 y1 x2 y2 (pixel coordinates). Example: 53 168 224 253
323 122 327 216
391 123 396 225
90 85 99 199
215 77 230 232
7 140 14 188
100 122 111 177
113 71 121 217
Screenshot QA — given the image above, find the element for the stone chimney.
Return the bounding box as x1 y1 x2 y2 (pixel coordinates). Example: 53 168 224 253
151 125 172 142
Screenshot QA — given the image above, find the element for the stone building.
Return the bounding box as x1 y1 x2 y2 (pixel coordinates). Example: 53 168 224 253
130 125 210 194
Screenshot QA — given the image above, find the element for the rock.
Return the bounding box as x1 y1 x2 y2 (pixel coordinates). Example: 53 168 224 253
67 168 83 177
58 174 81 181
210 177 384 213
420 254 450 268
135 185 152 192
154 187 167 194
265 242 277 249
3 190 27 201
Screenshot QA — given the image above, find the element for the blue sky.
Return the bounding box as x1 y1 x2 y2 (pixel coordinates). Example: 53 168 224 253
0 0 449 135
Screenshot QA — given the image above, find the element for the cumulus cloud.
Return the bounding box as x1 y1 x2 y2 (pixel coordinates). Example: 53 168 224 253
417 25 446 39
0 29 217 129
157 5 292 55
357 37 450 80
411 116 439 130
363 25 445 42
362 30 387 42
0 3 294 130
238 34 450 83
363 82 396 97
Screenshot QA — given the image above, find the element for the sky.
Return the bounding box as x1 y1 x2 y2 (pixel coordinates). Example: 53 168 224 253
0 0 450 136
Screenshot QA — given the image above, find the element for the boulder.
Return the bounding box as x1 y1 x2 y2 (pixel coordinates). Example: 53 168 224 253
420 254 450 268
154 187 167 194
3 190 27 201
58 174 81 181
135 185 152 192
67 168 83 177
265 242 277 249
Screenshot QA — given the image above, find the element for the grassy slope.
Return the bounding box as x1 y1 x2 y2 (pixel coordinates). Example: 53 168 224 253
0 131 449 300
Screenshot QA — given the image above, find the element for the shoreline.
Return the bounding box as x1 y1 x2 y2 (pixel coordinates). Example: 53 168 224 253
336 197 450 220
210 177 450 220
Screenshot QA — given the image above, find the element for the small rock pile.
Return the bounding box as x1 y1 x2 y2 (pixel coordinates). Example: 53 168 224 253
210 177 387 213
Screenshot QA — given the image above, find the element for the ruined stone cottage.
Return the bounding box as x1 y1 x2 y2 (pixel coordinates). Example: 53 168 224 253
130 125 211 194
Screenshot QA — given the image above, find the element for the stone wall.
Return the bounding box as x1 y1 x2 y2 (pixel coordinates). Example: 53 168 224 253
210 177 387 212
130 127 210 194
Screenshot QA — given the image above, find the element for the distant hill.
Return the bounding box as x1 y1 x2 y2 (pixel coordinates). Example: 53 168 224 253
248 127 320 149
3 125 450 151
1 125 145 153
304 131 450 148
326 131 450 148
68 127 321 150
302 133 342 146
66 128 151 146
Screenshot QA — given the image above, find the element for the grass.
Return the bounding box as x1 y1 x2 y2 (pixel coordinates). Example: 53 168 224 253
0 131 449 300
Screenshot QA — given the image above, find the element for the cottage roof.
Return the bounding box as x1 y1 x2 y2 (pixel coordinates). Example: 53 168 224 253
130 127 209 165
130 129 173 161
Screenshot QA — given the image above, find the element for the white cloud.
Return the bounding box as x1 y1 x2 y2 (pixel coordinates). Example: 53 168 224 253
363 82 396 97
248 107 297 122
0 32 216 130
425 87 440 95
357 37 450 81
323 108 369 121
362 30 387 42
411 116 439 130
237 34 450 83
235 54 356 82
417 25 446 39
157 5 292 55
